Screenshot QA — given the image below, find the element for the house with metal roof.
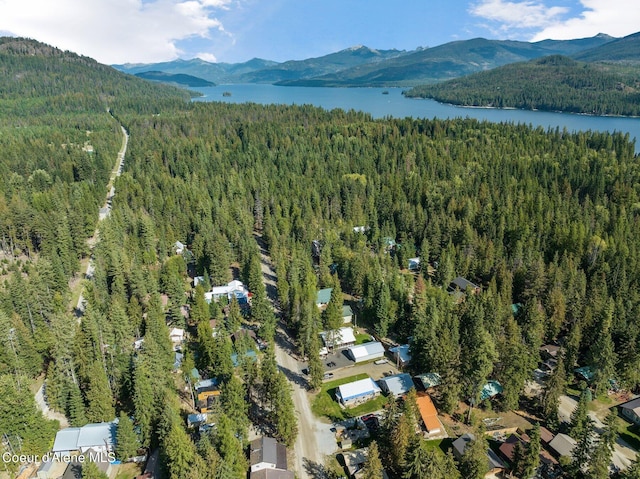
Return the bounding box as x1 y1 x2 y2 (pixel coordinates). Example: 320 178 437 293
316 288 333 307
408 257 421 271
346 342 385 363
336 377 382 407
389 344 411 367
249 437 294 479
342 305 354 323
320 327 356 349
480 380 503 401
377 373 415 397
414 372 441 390
205 280 251 305
416 393 442 434
548 433 577 459
52 421 117 455
620 397 640 425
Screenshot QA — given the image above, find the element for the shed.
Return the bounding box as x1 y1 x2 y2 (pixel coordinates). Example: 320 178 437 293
408 257 421 271
416 393 442 434
231 350 258 367
574 366 595 382
389 344 411 367
320 327 356 349
342 305 354 323
336 377 382 406
173 241 185 254
414 373 441 390
187 413 207 427
37 460 55 479
377 373 415 397
346 342 385 363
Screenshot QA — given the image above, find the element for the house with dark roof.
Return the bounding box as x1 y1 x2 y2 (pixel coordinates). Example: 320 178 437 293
452 433 506 477
389 344 411 368
498 433 558 473
447 277 480 294
249 437 294 479
620 397 640 425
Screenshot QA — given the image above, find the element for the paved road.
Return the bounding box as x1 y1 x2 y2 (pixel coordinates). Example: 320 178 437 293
558 394 637 471
255 233 337 479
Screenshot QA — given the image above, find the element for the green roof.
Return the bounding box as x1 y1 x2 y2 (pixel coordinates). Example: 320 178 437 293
317 288 333 304
511 303 522 314
480 380 503 400
342 305 353 317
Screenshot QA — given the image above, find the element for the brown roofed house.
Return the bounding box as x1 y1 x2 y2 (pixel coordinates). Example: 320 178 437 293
415 393 442 434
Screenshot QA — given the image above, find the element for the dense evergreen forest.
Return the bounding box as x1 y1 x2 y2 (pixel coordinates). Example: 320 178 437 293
405 55 640 116
2 37 640 479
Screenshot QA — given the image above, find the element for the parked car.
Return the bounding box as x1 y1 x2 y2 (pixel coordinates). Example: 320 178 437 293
374 359 388 365
323 372 334 379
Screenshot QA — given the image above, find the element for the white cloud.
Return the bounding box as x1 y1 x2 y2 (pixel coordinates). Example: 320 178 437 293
531 0 640 40
470 0 569 30
196 52 218 62
0 0 231 64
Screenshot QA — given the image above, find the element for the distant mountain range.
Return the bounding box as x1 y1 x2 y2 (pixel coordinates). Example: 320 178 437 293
113 32 640 88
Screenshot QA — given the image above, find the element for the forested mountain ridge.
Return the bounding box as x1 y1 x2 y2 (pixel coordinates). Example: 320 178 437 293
275 34 618 87
134 71 215 87
113 45 406 84
113 34 616 88
573 31 640 63
403 55 640 115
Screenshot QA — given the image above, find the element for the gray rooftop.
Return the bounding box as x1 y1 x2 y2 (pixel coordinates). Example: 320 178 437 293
52 422 116 453
250 437 287 470
378 373 415 397
249 470 295 479
621 397 640 414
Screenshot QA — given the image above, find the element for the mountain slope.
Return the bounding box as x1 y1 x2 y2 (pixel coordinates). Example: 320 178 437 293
135 71 215 87
573 31 640 62
277 35 616 87
235 45 408 83
404 55 640 116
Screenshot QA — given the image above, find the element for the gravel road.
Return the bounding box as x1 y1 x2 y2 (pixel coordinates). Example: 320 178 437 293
255 233 338 479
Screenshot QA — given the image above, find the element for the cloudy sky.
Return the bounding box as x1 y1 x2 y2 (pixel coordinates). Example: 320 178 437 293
0 0 637 64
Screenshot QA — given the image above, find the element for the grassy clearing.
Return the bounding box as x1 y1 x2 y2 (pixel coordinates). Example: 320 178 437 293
114 463 143 479
355 333 372 345
312 373 388 421
619 420 640 450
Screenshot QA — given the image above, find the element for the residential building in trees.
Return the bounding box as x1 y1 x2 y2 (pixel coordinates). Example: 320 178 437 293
620 397 640 425
336 377 382 407
249 437 294 479
204 279 252 304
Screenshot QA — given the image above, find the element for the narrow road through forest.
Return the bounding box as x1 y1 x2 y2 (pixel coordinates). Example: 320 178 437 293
254 233 337 479
75 124 128 315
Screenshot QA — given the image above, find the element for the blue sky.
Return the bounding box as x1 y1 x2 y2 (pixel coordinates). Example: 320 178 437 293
0 0 637 64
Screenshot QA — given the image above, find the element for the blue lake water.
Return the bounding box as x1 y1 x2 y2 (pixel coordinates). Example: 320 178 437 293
192 84 640 154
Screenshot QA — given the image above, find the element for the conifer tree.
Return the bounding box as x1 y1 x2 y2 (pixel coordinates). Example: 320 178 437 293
116 412 139 461
272 372 298 447
361 441 384 479
82 461 109 479
84 362 115 423
459 432 489 479
67 382 88 427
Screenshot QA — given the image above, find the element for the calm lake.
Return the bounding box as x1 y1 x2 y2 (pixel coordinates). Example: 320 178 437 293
192 84 640 154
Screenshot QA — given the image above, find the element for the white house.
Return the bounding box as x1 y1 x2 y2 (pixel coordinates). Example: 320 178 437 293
342 305 354 324
336 377 382 407
169 328 185 350
320 327 356 349
173 241 186 255
204 280 251 305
